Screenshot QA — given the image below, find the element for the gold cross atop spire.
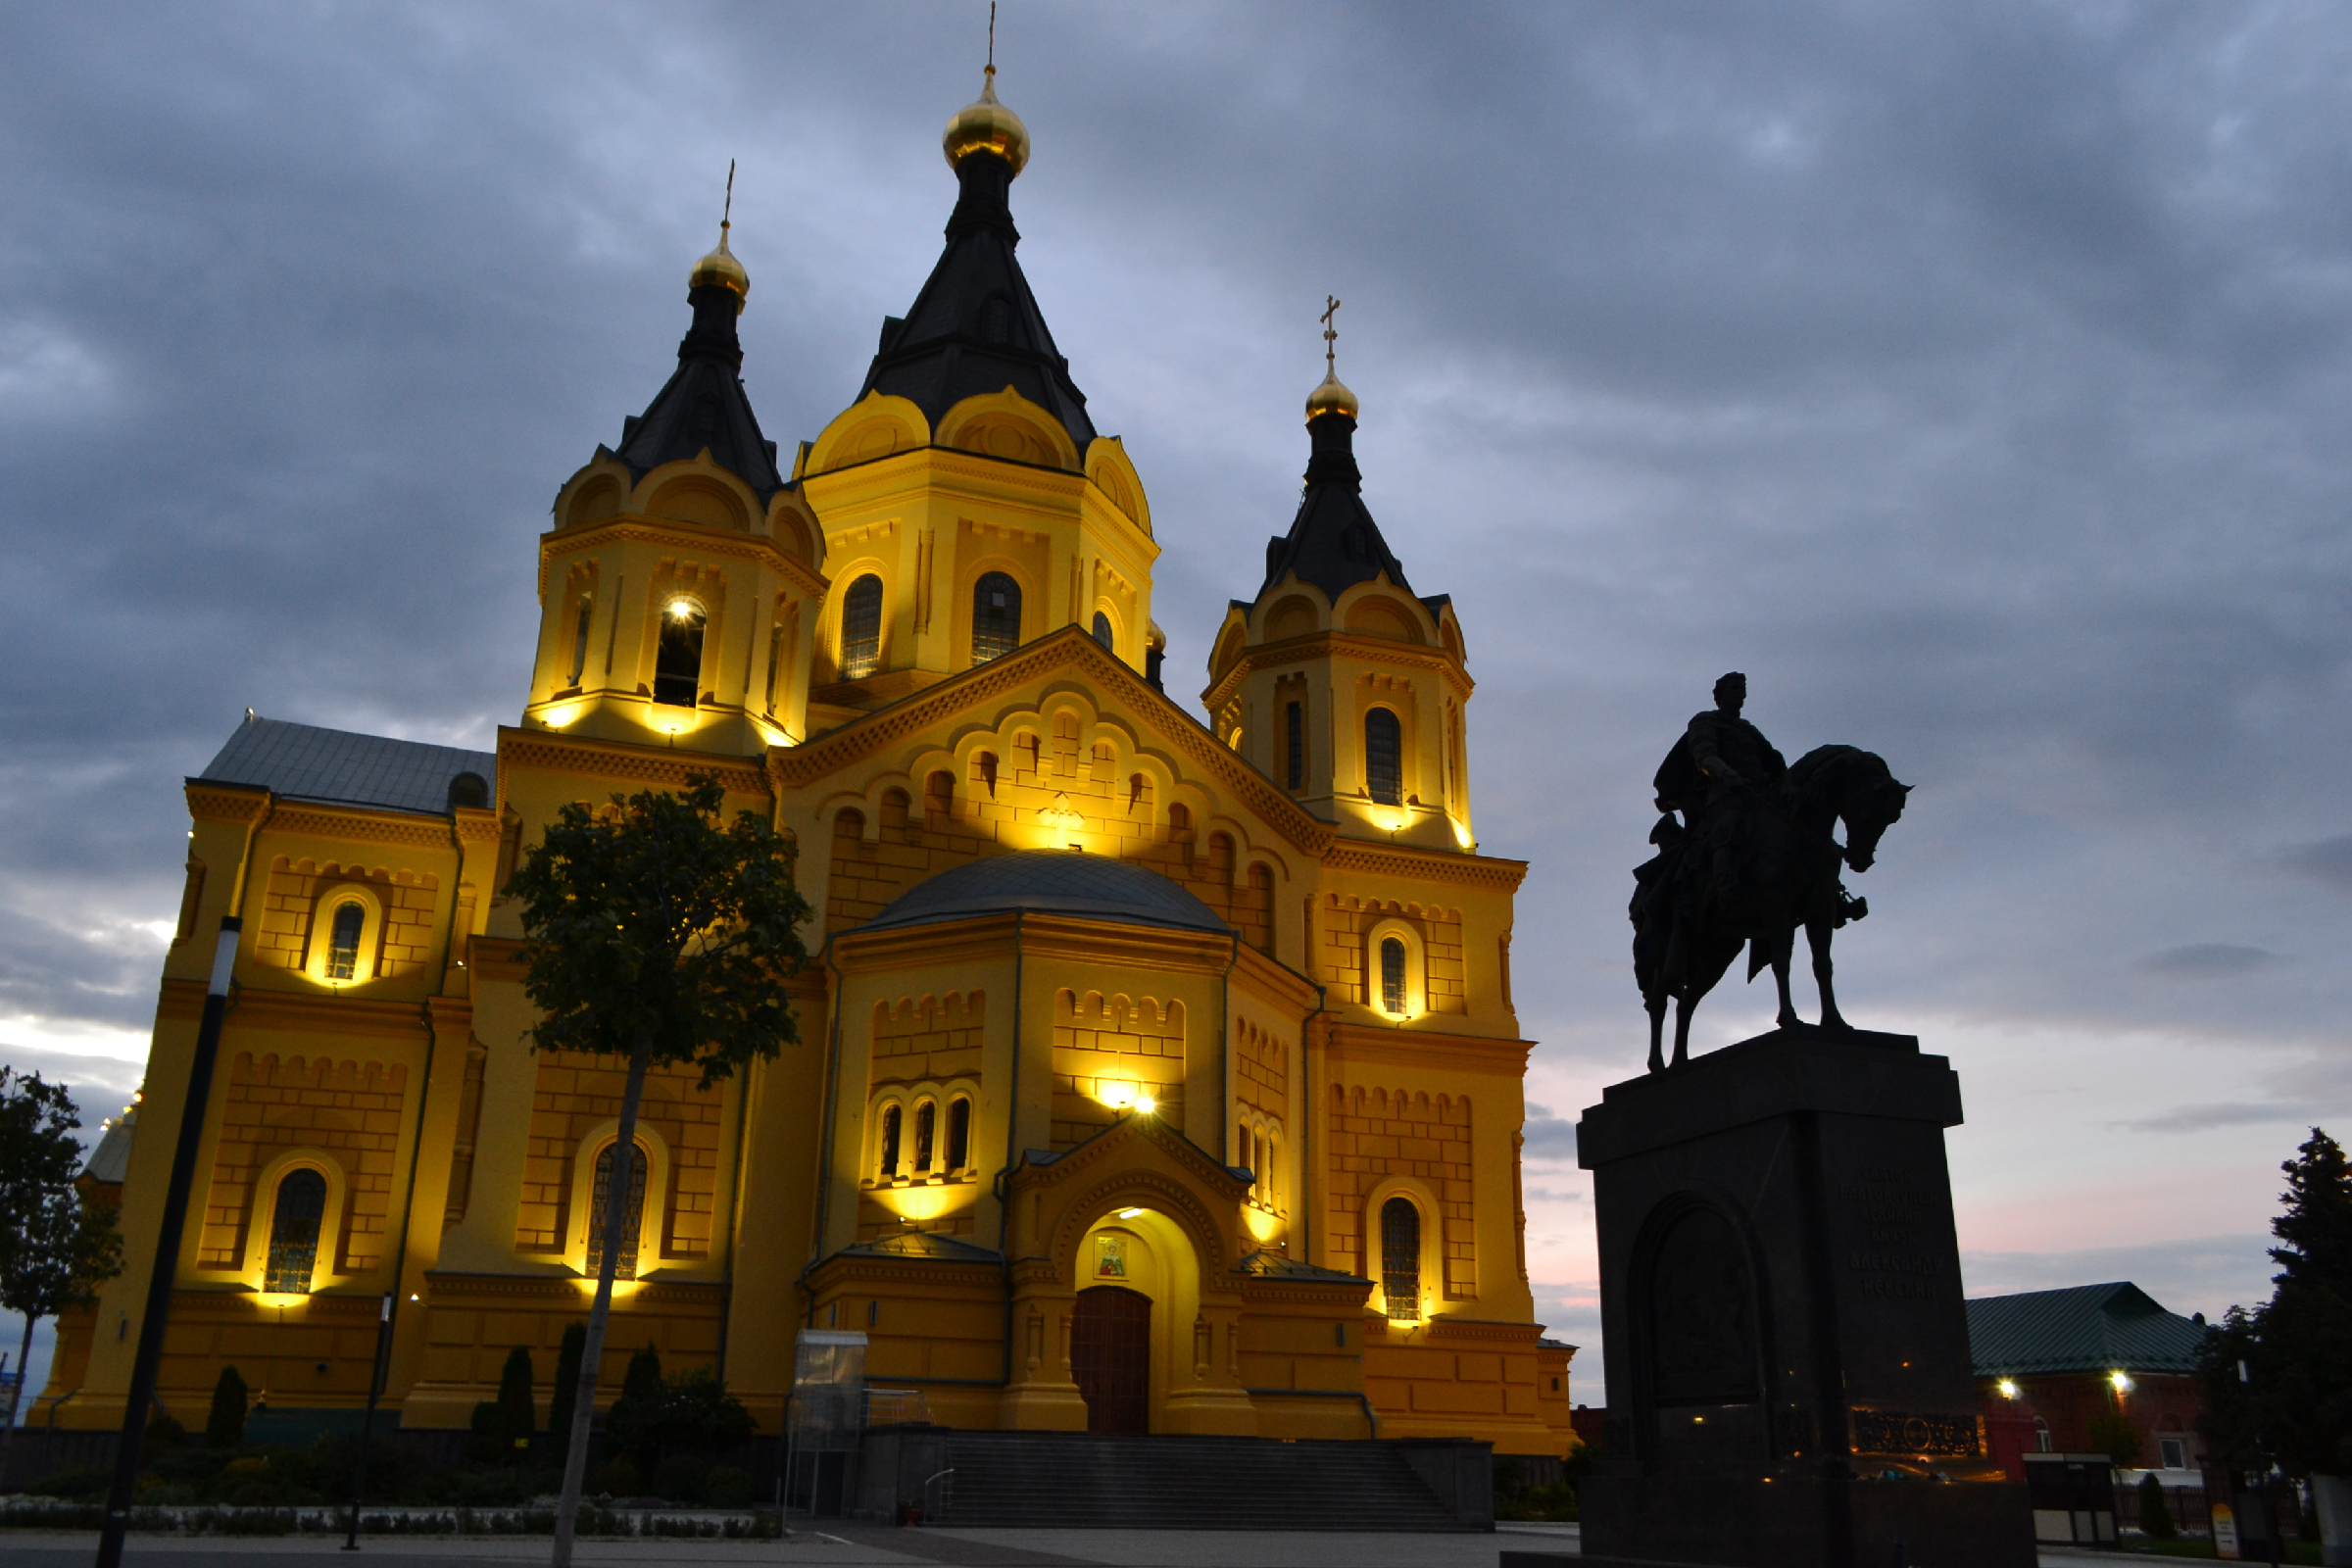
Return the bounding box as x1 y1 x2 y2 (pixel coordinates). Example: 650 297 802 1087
1306 293 1358 422
988 2 997 72
723 158 735 229
1321 294 1342 372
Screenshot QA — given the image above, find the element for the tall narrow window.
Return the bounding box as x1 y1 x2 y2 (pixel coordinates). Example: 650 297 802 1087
877 1104 902 1178
1285 701 1304 790
586 1140 649 1280
568 597 593 686
264 1167 327 1294
913 1102 935 1173
946 1099 971 1171
763 623 785 713
840 574 883 680
1365 708 1402 805
324 901 365 981
654 597 706 707
1090 612 1114 651
1381 937 1408 1015
972 572 1021 664
1381 1196 1422 1320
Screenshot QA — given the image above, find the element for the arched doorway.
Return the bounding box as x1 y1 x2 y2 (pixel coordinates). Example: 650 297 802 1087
1072 1286 1152 1436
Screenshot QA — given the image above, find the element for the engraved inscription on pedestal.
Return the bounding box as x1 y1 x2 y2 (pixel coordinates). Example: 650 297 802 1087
1650 1207 1759 1404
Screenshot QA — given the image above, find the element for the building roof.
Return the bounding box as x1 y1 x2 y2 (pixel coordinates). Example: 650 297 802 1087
856 850 1231 937
1255 410 1416 605
1966 1282 2212 1377
83 1109 135 1183
608 278 787 504
852 147 1097 459
197 714 497 817
834 1230 1003 1264
1234 1250 1368 1284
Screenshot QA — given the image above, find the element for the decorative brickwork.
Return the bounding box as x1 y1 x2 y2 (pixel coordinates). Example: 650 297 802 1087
1316 895 1465 1013
1235 1015 1288 1120
253 856 441 979
200 1053 409 1277
871 990 987 1088
512 1053 725 1260
1051 988 1187 1147
1328 1083 1477 1298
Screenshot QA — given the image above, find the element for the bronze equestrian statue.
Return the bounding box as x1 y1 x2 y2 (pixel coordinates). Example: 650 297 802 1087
1632 673 1912 1072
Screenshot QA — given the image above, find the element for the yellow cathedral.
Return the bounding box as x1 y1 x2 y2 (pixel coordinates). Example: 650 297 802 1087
40 70 1577 1459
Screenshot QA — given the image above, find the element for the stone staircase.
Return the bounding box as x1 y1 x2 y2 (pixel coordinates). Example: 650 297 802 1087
928 1430 1486 1531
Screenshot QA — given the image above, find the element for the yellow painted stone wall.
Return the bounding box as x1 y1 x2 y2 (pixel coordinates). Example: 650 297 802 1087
198 1053 408 1277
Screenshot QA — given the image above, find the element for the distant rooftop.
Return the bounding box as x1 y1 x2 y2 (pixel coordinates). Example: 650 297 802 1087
196 714 497 817
1967 1282 2211 1378
83 1109 135 1183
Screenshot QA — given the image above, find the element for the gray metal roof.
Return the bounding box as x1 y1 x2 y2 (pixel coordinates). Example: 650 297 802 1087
1966 1282 2211 1377
856 850 1231 937
834 1231 1003 1263
83 1110 134 1183
196 714 496 817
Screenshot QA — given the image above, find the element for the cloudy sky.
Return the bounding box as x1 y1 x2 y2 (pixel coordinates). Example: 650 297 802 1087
4 2 2348 1410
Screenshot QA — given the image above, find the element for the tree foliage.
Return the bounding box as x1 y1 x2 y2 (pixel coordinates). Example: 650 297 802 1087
603 1344 756 1478
2196 1127 2352 1477
205 1365 248 1447
507 774 810 1086
0 1069 123 1451
547 1321 586 1462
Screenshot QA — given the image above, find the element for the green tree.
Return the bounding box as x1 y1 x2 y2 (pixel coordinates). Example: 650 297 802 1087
205 1365 248 1447
0 1071 123 1478
496 1345 536 1462
2086 1407 2142 1467
2196 1128 2352 1478
504 774 808 1564
547 1322 585 1465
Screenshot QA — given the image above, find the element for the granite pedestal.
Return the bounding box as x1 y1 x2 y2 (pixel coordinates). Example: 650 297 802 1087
1570 1027 2033 1568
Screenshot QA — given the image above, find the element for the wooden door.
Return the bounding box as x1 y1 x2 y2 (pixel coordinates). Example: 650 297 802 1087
1071 1286 1152 1436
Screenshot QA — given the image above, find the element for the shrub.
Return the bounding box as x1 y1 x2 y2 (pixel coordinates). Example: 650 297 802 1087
546 1321 586 1465
495 1345 537 1463
590 1455 642 1495
605 1360 757 1477
650 1451 709 1502
205 1366 249 1447
2085 1409 2142 1467
26 1463 112 1499
703 1465 755 1508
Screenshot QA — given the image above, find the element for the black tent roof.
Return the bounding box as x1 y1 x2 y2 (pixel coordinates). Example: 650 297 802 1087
1255 411 1414 604
609 280 787 505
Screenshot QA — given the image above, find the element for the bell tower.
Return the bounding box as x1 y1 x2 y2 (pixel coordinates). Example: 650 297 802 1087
523 207 831 753
1203 310 1476 852
795 67 1159 732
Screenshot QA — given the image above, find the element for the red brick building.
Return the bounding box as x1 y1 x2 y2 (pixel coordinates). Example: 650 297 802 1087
1967 1282 2212 1482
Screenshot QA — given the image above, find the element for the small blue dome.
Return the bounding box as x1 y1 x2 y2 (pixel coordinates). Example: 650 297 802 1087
858 850 1230 936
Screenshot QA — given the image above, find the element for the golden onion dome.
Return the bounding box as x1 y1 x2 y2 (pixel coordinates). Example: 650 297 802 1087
1305 364 1359 422
944 66 1030 176
689 221 749 313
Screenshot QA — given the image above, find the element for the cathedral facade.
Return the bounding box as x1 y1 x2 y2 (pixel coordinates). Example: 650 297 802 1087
42 72 1577 1457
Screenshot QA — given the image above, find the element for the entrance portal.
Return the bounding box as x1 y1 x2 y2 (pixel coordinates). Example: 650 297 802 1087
1072 1285 1152 1436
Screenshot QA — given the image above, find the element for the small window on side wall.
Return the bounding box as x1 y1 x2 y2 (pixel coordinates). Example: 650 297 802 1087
878 1104 902 1178
654 597 707 707
587 1140 649 1280
946 1098 971 1171
1091 612 1114 651
1380 937 1408 1015
1365 708 1402 805
972 572 1022 664
1381 1196 1421 1320
841 575 883 680
324 902 365 981
264 1167 327 1294
913 1102 936 1173
1285 702 1304 790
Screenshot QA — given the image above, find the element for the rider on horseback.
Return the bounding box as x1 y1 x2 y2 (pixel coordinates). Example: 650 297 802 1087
1652 672 1787 923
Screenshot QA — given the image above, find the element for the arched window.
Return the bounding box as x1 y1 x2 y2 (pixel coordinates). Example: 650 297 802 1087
586 1140 649 1280
1381 1196 1422 1321
1286 701 1305 790
946 1098 971 1171
913 1102 936 1173
840 574 883 680
264 1167 327 1294
878 1104 903 1178
1365 708 1402 806
1091 612 1114 651
654 597 706 707
324 902 365 982
972 572 1022 664
1380 937 1408 1015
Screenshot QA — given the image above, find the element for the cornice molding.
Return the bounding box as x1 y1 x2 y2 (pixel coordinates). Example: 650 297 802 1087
498 728 770 797
1202 628 1475 713
1322 839 1528 892
185 783 270 823
225 985 434 1044
470 936 528 984
540 515 828 601
268 805 458 851
1325 1025 1534 1076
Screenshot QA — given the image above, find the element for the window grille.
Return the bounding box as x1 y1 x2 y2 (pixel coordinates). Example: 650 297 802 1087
569 598 593 685
913 1102 935 1173
946 1099 971 1171
1381 937 1408 1014
1381 1197 1421 1320
586 1141 649 1280
324 902 364 981
1091 612 1114 650
265 1168 326 1294
1365 709 1402 805
841 575 883 679
1286 702 1304 790
878 1105 902 1177
972 572 1021 664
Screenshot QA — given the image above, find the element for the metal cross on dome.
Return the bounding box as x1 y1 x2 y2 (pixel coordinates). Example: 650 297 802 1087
1321 294 1342 371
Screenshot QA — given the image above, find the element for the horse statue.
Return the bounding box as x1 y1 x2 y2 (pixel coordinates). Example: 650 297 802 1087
1632 742 1911 1073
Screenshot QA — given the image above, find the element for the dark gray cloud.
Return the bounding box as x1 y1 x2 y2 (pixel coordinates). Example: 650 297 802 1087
1522 1104 1579 1163
1962 1233 2274 1321
5 0 2348 1410
2110 1101 2309 1135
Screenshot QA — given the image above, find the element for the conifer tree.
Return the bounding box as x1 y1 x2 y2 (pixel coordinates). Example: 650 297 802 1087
205 1365 247 1447
504 774 808 1563
547 1322 585 1464
496 1345 536 1462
